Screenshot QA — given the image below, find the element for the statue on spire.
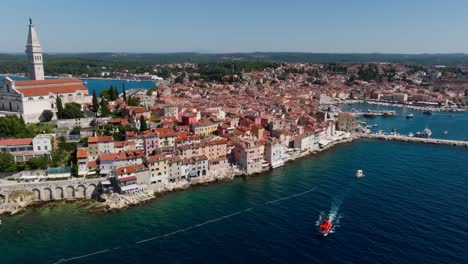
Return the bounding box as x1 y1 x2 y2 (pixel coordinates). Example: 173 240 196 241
29 17 32 25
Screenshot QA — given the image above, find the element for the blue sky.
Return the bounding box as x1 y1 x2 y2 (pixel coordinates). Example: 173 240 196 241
1 0 467 53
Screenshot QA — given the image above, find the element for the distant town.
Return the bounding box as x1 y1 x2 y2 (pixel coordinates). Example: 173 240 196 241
1 19 468 214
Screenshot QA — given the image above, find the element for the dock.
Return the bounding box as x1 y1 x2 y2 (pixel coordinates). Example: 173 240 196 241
357 133 468 147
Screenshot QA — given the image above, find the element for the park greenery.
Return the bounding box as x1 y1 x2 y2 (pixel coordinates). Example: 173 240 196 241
0 115 55 138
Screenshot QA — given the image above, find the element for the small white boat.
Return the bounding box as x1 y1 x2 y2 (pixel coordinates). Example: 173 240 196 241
443 130 448 134
356 169 364 178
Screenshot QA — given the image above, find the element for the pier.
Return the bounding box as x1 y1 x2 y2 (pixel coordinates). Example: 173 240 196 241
357 133 468 147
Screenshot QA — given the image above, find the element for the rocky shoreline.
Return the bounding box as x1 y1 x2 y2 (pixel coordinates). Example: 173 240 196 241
96 136 357 212
1 136 357 216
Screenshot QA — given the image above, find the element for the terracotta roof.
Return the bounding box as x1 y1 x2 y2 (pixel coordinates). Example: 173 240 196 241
17 85 88 97
118 175 137 182
88 136 114 143
77 149 88 159
116 165 136 175
14 78 81 86
0 138 33 146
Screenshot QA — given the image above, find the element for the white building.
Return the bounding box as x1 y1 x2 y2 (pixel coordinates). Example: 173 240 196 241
0 19 92 123
265 139 285 168
32 133 54 152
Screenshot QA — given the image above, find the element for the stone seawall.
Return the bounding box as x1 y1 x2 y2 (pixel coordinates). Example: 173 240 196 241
0 178 104 215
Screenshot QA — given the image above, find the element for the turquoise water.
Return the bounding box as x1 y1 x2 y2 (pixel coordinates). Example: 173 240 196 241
340 103 468 140
1 140 467 264
0 75 156 95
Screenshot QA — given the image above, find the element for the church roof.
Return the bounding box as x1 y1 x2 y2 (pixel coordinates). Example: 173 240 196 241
14 78 82 87
13 78 88 97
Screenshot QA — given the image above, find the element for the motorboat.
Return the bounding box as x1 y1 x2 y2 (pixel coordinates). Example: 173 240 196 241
406 114 414 118
356 169 364 178
319 219 333 236
443 130 448 134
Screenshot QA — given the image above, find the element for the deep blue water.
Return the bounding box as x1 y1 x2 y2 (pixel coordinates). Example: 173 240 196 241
0 141 467 264
340 103 468 140
0 75 156 95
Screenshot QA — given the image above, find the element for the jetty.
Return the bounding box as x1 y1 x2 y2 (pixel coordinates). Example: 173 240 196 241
357 133 468 147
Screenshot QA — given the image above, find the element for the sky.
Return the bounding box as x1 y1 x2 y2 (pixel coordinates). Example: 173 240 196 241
1 0 468 54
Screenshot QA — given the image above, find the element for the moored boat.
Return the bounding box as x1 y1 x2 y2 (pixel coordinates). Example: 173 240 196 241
406 114 414 119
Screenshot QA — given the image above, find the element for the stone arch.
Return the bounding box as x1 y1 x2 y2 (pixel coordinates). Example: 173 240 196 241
55 187 64 199
86 184 96 198
32 188 41 200
65 186 75 199
76 185 86 198
43 188 53 201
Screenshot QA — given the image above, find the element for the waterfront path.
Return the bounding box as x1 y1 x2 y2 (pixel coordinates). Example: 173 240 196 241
357 133 468 147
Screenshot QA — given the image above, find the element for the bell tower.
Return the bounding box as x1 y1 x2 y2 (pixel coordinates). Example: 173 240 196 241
25 18 45 80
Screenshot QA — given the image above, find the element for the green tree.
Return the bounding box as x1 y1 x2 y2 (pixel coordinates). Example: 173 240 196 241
100 98 111 117
0 115 33 138
0 152 16 172
140 115 148 131
41 109 54 122
61 102 84 119
56 96 64 119
71 164 78 177
174 75 184 84
122 84 127 101
26 156 49 170
110 85 119 101
127 96 140 106
92 89 100 113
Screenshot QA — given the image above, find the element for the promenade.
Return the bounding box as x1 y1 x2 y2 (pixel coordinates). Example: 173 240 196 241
357 133 468 147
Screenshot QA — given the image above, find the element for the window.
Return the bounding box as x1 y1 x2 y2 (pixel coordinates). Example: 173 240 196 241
38 146 41 151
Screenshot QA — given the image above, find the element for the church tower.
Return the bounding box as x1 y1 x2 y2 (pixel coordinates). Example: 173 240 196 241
25 18 45 80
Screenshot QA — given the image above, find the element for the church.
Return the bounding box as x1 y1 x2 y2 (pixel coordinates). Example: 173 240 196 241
0 19 92 123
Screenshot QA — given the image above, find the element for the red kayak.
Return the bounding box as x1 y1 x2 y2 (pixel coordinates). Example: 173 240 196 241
319 219 333 236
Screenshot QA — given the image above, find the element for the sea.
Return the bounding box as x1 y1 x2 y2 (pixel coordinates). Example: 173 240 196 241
0 75 157 95
0 101 467 263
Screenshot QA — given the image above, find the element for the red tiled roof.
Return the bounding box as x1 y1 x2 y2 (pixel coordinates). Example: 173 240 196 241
77 149 88 159
0 138 33 146
116 165 136 175
118 175 137 182
14 78 82 86
88 136 114 143
17 85 88 97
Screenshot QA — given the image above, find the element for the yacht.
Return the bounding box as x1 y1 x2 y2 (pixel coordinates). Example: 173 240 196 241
414 128 432 138
406 114 414 119
356 170 364 178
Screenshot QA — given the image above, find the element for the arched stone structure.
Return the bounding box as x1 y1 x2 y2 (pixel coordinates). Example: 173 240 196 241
32 188 41 201
75 185 86 198
65 186 75 199
55 187 64 199
86 184 96 198
43 188 53 201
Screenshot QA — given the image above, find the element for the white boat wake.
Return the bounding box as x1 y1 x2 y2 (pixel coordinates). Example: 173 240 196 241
52 186 318 264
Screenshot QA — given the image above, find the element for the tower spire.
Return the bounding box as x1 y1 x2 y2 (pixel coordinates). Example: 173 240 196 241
25 18 44 80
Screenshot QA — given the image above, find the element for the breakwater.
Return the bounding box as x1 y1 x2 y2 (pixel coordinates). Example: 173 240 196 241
357 133 468 147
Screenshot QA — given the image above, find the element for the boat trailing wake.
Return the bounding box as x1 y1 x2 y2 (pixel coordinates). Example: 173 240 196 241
52 186 318 264
316 202 343 235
